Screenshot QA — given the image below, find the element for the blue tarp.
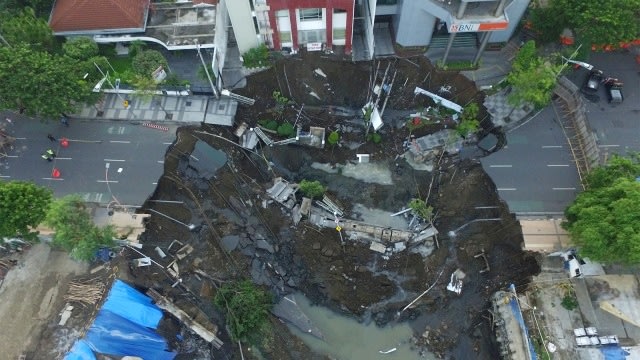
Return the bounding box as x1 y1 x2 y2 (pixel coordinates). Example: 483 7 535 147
508 284 537 360
64 280 176 360
85 310 175 360
64 340 96 360
101 280 163 329
601 345 630 360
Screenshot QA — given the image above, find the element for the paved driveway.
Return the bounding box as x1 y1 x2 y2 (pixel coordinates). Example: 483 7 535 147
0 114 176 206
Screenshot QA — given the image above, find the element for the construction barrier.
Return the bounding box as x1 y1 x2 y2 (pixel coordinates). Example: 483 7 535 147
142 123 169 132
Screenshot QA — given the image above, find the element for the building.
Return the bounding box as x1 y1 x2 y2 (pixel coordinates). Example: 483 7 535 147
48 0 229 87
228 0 528 62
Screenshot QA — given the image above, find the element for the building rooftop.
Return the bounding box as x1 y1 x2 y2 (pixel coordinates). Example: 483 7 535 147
49 0 149 34
145 1 217 47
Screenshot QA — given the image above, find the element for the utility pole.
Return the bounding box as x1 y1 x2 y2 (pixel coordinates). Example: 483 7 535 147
196 43 219 99
0 32 11 47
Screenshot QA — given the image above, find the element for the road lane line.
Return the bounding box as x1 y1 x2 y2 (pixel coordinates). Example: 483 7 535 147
0 175 11 178
104 159 125 162
552 187 576 190
598 144 620 148
541 145 562 148
55 157 72 160
97 180 119 183
497 188 517 191
152 182 157 185
490 165 512 168
42 177 64 181
6 155 18 158
547 164 569 167
163 142 173 145
15 137 27 140
110 140 131 144
157 160 164 164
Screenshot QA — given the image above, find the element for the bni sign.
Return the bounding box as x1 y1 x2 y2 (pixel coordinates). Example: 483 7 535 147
449 21 508 33
307 42 323 51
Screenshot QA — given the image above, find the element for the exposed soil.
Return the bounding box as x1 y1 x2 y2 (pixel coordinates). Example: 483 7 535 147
16 51 539 359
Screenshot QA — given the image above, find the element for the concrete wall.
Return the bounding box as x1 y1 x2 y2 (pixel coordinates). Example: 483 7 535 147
214 0 229 74
225 0 258 54
490 0 530 43
393 0 436 47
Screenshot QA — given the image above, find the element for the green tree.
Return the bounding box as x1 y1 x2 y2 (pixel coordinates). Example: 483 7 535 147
0 7 54 51
563 154 640 264
299 179 325 199
0 0 55 18
131 49 168 78
507 41 559 110
0 45 96 118
0 181 52 241
277 122 295 137
327 131 340 145
44 195 115 261
456 103 480 138
213 280 272 341
408 198 433 221
550 0 640 46
63 37 99 60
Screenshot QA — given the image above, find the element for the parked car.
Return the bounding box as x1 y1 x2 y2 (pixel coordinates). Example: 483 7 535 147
604 78 624 104
581 70 604 94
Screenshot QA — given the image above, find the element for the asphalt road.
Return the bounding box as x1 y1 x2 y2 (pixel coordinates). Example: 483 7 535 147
0 114 177 206
480 106 581 215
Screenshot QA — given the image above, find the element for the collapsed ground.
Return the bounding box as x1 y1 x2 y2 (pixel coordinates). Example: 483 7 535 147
32 52 539 359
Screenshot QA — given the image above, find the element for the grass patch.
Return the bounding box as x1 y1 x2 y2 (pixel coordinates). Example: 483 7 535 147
561 293 579 311
436 60 478 71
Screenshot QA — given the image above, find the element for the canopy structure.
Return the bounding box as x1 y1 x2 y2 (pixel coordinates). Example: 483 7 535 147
64 280 176 360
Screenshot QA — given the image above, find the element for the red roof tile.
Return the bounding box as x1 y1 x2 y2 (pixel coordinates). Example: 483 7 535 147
49 0 149 33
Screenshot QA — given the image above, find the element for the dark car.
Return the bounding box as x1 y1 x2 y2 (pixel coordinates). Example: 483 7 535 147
581 70 604 94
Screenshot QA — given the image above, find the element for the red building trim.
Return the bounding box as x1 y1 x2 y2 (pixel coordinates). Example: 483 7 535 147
267 0 353 54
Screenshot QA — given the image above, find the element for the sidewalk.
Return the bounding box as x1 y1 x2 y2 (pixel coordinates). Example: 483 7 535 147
74 93 237 126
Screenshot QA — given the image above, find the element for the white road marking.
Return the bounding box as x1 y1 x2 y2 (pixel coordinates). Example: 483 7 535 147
104 159 125 162
6 155 18 158
163 142 173 145
0 175 11 178
157 160 164 164
598 144 620 148
497 188 517 191
56 157 72 160
97 180 119 183
542 145 562 148
547 164 569 167
42 177 64 181
15 137 27 140
552 187 576 191
110 140 131 144
152 182 157 185
490 165 512 168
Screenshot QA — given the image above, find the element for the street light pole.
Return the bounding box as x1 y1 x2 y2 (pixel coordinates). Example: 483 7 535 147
147 208 196 231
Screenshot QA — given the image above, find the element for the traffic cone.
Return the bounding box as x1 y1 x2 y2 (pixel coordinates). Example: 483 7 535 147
52 168 61 178
60 138 69 148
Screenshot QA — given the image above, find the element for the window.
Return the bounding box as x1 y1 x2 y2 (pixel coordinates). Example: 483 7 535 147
300 8 322 21
279 31 292 42
333 28 346 40
376 0 397 4
276 10 288 18
298 30 326 44
334 8 346 14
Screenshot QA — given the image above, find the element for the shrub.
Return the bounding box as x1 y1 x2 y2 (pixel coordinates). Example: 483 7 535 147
242 44 270 68
299 179 325 199
63 37 99 60
367 133 382 144
561 293 579 311
277 122 295 137
258 119 279 131
213 280 272 341
327 131 340 145
132 50 169 78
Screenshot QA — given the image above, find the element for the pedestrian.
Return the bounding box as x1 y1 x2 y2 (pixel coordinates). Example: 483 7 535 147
47 134 56 142
60 115 69 127
46 149 56 158
41 153 52 162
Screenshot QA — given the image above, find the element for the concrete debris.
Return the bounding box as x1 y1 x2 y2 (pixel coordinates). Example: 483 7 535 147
309 92 321 100
313 68 327 78
296 126 325 148
132 257 151 267
175 244 194 260
356 154 370 163
370 242 387 254
256 239 275 254
266 177 299 209
155 246 167 259
58 304 74 326
221 235 240 252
